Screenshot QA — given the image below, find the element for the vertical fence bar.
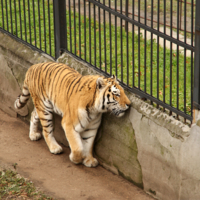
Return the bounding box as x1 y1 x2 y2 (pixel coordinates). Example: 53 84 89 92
84 0 86 61
150 0 153 98
138 0 140 89
98 0 101 70
73 0 76 55
120 0 123 82
177 0 180 114
38 0 41 49
125 0 128 32
47 0 51 56
115 0 117 77
89 1 91 64
184 0 187 114
163 0 166 105
18 0 22 39
23 0 27 42
157 0 160 103
94 2 96 66
103 0 107 72
170 0 173 108
28 0 32 44
126 6 129 86
14 0 17 36
69 0 72 52
33 0 36 47
78 0 81 58
53 0 67 59
1 0 4 29
9 0 13 34
5 0 8 31
191 0 194 117
132 0 134 87
42 0 46 51
109 0 112 75
193 0 200 119
144 0 147 93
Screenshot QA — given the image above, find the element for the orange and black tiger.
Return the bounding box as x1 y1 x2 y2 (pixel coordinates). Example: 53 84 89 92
14 62 131 167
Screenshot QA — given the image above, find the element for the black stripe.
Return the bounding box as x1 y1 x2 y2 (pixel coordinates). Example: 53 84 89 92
52 67 68 105
86 104 92 120
82 136 94 140
67 77 78 98
59 71 75 91
102 89 107 110
91 88 97 106
43 123 53 128
78 114 84 129
77 78 92 92
85 128 97 131
50 67 64 99
107 101 116 104
73 124 79 133
43 110 53 115
40 118 53 123
22 93 30 97
87 79 94 90
62 74 76 93
69 76 82 96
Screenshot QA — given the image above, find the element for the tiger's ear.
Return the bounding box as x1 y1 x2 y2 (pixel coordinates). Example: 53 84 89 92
96 77 106 90
111 74 119 84
111 75 115 79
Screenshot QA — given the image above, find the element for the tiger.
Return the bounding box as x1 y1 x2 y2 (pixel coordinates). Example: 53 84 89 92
14 62 131 167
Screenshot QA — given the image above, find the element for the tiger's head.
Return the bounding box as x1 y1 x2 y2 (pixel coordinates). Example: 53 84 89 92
95 75 131 117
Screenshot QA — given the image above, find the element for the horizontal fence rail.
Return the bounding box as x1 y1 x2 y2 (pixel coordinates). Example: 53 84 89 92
0 0 197 122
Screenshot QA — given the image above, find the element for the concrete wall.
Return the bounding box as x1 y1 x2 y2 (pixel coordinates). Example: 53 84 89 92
1 31 200 200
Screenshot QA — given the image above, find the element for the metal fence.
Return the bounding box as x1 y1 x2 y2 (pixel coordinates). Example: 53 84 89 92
0 0 197 122
0 0 55 57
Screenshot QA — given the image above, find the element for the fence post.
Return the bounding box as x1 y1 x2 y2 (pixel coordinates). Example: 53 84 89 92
193 0 200 123
53 0 67 59
125 0 129 32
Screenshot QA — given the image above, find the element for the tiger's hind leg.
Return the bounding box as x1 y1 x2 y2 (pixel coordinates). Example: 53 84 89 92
29 107 42 141
35 103 63 154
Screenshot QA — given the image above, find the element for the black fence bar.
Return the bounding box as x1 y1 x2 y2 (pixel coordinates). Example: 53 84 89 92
194 0 200 110
53 0 67 59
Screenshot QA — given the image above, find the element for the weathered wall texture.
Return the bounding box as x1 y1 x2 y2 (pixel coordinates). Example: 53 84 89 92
1 31 200 200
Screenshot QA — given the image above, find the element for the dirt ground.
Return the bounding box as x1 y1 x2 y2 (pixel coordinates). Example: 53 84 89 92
0 109 154 200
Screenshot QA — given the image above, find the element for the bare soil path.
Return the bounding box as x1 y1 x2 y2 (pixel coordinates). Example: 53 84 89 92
0 109 154 200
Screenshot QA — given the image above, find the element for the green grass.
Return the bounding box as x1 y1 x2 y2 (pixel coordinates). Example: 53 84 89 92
0 1 193 115
0 167 54 199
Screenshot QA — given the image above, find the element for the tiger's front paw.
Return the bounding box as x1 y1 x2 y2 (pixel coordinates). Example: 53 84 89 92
29 132 42 141
49 144 63 154
83 157 99 167
69 150 83 164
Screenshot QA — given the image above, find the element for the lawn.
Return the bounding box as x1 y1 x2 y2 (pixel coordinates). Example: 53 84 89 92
0 167 54 199
0 0 193 116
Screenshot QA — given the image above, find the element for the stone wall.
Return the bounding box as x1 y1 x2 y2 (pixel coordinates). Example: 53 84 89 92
1 31 200 200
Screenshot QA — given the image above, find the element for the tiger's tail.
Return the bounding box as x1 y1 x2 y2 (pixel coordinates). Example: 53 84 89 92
14 83 30 109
